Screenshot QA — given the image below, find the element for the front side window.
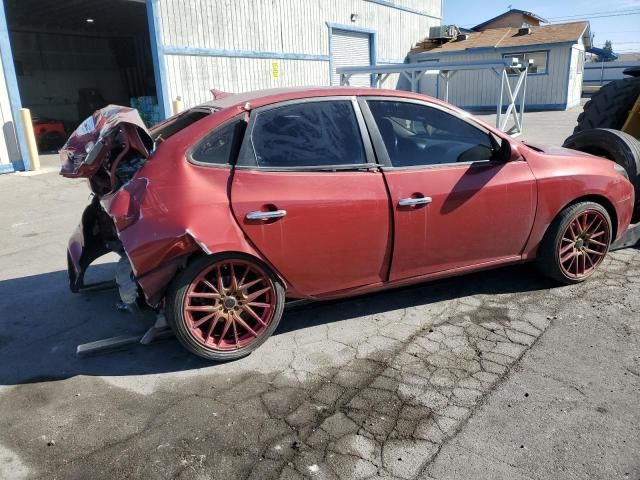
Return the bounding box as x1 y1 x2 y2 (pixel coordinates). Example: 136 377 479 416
367 100 496 167
503 51 548 75
250 101 366 168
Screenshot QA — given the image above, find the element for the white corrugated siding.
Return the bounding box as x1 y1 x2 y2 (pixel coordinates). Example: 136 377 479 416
165 56 329 107
155 0 441 109
331 29 371 86
414 45 573 110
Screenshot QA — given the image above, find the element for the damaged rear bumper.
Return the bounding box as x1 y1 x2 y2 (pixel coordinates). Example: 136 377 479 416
66 197 115 292
66 196 199 307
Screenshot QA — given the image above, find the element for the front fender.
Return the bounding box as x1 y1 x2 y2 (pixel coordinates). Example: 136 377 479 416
522 150 634 258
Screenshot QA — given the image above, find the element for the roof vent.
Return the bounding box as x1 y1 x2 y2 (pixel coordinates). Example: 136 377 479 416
456 34 469 41
517 27 531 35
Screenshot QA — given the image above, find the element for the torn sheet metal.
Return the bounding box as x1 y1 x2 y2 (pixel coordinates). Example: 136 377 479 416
59 105 153 179
115 255 138 305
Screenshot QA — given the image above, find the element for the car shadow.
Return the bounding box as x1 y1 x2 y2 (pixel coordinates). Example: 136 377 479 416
440 162 505 215
0 261 555 386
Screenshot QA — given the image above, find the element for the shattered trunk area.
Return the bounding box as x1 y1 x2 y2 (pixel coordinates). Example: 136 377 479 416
59 105 153 195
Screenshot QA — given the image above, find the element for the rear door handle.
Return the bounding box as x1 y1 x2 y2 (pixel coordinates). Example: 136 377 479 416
246 210 287 220
398 197 432 207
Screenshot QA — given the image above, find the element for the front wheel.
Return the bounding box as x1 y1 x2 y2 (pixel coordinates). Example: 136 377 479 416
166 253 285 361
536 202 612 284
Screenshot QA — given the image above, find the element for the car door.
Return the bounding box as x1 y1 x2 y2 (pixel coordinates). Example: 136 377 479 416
230 97 392 297
360 98 537 281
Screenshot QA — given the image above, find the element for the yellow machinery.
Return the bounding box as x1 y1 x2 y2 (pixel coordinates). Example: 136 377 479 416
621 93 640 139
564 67 640 249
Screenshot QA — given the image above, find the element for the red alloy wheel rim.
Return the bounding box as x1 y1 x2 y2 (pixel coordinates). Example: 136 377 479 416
183 260 276 351
558 209 610 279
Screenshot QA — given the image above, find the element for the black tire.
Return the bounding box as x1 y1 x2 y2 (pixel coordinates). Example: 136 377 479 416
574 76 640 134
536 202 612 284
165 253 285 361
563 128 640 221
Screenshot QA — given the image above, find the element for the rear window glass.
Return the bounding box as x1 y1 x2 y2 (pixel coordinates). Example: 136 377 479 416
250 101 366 168
149 108 214 142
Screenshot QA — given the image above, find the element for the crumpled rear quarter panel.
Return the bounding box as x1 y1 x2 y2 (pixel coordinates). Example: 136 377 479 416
114 113 268 306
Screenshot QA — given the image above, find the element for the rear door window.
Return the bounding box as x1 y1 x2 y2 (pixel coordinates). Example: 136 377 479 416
249 101 366 168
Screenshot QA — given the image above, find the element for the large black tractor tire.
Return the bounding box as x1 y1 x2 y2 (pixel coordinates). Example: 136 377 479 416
574 76 640 134
563 128 640 221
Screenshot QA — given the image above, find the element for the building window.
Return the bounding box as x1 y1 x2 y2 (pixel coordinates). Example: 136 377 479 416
503 51 548 75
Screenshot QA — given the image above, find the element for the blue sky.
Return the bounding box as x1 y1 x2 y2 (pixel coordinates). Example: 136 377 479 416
443 0 640 54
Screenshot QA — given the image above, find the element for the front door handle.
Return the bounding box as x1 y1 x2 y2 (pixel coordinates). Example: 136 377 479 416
246 210 287 220
398 197 432 207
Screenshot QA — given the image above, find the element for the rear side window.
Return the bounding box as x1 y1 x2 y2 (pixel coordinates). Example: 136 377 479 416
191 120 244 165
249 101 366 168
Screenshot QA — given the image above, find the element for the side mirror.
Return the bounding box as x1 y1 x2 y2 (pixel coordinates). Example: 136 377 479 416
496 138 523 162
507 141 524 162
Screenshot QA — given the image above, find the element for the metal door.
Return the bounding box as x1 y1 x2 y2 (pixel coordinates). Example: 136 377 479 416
331 29 371 87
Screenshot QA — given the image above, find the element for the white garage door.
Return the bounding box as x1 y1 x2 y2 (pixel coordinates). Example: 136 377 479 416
330 29 372 87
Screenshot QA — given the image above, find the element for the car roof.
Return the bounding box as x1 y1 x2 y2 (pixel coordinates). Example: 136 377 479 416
202 86 440 111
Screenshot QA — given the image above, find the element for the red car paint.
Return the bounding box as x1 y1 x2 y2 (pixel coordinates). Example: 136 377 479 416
64 87 635 308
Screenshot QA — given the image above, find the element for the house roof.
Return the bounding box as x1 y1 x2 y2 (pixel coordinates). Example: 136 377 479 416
472 9 548 31
410 21 590 56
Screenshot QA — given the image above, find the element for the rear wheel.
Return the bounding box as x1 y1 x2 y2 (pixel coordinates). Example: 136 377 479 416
166 253 285 361
537 202 611 284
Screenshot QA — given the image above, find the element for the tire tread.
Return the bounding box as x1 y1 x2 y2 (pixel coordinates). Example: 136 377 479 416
575 77 640 134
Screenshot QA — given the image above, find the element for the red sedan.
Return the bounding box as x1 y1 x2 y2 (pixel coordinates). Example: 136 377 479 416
61 88 635 360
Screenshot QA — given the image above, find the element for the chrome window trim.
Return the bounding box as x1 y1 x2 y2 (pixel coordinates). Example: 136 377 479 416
378 160 504 172
233 163 380 172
